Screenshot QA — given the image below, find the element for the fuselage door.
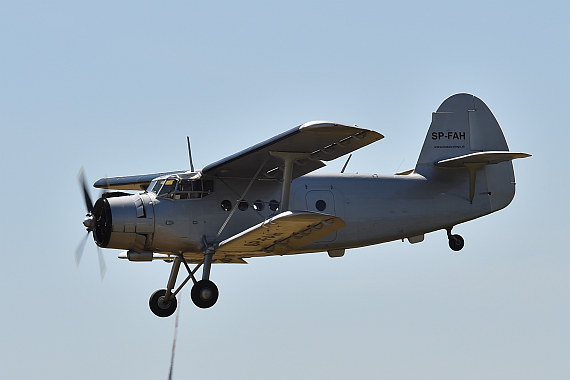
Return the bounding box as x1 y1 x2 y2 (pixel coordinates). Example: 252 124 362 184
305 190 337 242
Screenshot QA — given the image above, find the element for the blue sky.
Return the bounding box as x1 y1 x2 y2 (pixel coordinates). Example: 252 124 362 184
1 1 568 379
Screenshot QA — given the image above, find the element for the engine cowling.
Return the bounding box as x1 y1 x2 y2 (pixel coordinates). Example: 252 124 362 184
92 193 155 252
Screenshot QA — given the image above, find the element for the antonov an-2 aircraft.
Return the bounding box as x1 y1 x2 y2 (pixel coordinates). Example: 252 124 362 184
78 93 530 317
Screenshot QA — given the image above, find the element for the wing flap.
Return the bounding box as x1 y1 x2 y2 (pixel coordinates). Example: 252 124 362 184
216 211 346 256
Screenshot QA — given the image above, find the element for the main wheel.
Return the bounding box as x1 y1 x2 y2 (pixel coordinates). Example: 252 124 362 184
191 280 219 309
149 289 177 317
448 234 465 251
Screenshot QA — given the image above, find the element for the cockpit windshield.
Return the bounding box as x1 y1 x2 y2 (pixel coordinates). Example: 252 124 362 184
147 175 213 199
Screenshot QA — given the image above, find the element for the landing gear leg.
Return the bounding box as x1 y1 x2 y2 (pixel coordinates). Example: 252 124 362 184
149 255 204 317
191 245 219 309
446 227 465 252
149 256 181 317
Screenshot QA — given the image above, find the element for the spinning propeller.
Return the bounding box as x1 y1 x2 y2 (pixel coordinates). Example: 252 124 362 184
75 168 106 279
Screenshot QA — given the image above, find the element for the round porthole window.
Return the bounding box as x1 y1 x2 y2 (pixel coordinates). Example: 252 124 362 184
253 200 264 211
238 200 249 211
221 200 232 211
315 200 326 211
269 199 279 212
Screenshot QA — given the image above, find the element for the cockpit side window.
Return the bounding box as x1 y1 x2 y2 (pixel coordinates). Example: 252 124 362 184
192 180 203 192
153 176 214 200
203 180 214 193
179 179 214 199
158 179 178 196
178 179 192 192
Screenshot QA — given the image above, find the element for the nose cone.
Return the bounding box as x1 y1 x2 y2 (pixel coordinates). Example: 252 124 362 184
83 215 94 230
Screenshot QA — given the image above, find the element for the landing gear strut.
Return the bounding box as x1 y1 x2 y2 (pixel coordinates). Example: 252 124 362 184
446 228 465 251
149 246 219 317
190 246 218 308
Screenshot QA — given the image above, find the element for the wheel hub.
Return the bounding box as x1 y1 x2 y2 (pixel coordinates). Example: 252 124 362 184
158 296 171 309
191 280 219 309
200 288 213 300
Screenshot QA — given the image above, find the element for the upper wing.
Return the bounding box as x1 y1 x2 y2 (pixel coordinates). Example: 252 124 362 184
215 211 346 257
202 121 383 179
94 121 383 189
94 171 186 190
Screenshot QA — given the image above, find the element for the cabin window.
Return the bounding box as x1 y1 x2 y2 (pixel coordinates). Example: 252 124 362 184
269 199 279 212
221 200 232 211
253 200 264 211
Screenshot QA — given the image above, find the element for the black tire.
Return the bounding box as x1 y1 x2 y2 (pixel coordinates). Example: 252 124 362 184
149 289 177 317
191 280 219 309
449 234 465 251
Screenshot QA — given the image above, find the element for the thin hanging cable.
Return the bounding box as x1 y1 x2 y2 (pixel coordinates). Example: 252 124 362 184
167 301 181 380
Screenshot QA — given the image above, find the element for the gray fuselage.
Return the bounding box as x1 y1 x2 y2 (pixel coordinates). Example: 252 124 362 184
128 162 514 257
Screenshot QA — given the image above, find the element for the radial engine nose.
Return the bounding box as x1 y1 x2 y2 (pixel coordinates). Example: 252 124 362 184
83 215 94 230
92 193 155 252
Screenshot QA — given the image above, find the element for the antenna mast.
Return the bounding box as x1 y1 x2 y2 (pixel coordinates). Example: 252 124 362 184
186 136 195 171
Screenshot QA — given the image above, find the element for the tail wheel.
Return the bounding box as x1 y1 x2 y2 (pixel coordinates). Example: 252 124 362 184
191 280 219 309
448 234 465 251
149 289 178 317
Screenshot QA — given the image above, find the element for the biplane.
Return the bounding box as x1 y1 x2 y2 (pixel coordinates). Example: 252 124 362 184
78 93 530 317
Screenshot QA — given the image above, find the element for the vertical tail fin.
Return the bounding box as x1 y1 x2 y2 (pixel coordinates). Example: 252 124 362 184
415 94 530 208
415 93 509 172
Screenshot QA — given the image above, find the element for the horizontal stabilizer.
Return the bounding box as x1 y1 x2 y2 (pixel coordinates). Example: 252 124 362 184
216 211 346 256
435 151 531 168
435 151 531 203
